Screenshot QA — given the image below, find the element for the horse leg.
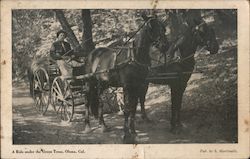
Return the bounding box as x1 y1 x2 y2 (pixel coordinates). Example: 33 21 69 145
84 82 98 133
175 77 189 129
84 97 91 133
98 99 107 132
129 96 138 135
123 91 131 143
139 83 150 122
123 86 138 144
170 83 186 134
97 84 107 132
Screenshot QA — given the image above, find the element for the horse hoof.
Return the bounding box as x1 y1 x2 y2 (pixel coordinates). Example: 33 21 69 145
146 118 154 124
83 126 92 134
117 111 124 116
131 131 137 137
123 134 136 144
99 125 109 133
178 123 187 129
170 127 181 135
142 116 153 124
170 128 176 134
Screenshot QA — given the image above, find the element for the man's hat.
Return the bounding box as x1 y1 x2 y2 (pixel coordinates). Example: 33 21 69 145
56 30 67 38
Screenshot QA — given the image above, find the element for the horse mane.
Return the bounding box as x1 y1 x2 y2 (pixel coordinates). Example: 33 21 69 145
129 26 153 66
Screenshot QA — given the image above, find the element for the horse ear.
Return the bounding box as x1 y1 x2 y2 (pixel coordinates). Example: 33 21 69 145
199 26 204 33
152 14 158 19
198 22 207 33
141 12 149 21
147 20 153 29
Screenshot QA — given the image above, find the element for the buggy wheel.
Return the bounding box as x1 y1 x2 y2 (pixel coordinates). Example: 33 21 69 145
51 77 74 122
32 68 50 115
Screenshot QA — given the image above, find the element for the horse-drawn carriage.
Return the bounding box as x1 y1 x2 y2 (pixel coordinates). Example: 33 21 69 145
31 57 90 122
29 14 219 143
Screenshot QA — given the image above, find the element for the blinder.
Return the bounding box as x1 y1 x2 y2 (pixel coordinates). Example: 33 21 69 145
193 23 209 46
193 22 219 54
145 17 166 43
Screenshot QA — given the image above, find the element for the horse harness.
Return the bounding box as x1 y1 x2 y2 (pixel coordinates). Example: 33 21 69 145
114 41 151 70
166 21 209 65
92 18 162 74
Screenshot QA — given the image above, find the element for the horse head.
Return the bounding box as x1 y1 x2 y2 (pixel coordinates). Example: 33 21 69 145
134 14 166 65
194 22 219 54
142 14 166 43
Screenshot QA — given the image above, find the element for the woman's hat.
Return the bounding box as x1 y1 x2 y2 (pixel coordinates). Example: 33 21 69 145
56 30 67 38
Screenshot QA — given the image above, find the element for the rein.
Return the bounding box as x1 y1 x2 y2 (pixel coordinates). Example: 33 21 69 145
112 18 160 69
114 46 150 69
116 19 150 56
61 49 74 58
160 22 208 67
109 20 150 70
163 45 206 68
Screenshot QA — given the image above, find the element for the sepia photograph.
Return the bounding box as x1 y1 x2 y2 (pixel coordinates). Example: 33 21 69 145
1 0 249 158
12 8 237 145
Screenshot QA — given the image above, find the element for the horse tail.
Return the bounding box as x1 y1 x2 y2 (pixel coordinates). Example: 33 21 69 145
86 48 111 118
87 80 99 118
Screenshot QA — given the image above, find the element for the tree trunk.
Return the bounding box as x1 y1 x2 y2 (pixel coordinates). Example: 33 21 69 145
54 9 82 52
81 9 95 54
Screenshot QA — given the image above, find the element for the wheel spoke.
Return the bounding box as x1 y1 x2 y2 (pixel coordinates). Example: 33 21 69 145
50 77 74 122
52 87 64 100
55 80 63 96
34 73 43 90
38 96 43 111
32 68 50 115
65 106 70 121
61 103 64 120
63 81 69 97
61 98 73 106
65 104 72 120
51 89 60 111
56 103 63 114
36 97 41 110
52 85 62 97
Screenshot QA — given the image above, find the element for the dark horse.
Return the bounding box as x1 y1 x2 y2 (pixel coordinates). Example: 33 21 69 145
146 21 219 133
84 15 166 143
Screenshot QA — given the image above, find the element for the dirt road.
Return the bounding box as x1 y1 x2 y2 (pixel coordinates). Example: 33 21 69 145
13 75 235 144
